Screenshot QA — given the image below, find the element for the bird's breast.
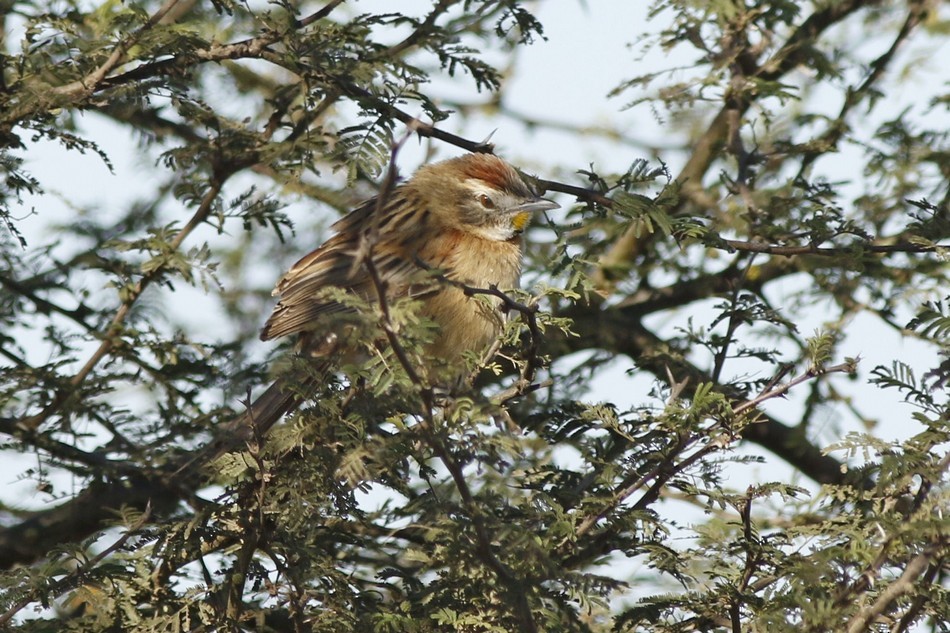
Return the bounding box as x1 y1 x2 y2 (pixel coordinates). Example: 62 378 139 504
426 230 523 288
415 230 524 373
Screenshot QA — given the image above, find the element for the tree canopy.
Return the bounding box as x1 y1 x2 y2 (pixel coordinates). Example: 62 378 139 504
1 0 948 631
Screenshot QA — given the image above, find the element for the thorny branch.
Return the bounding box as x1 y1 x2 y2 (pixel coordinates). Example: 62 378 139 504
710 256 759 384
733 361 859 416
563 359 858 562
719 238 942 257
363 98 946 260
340 83 498 155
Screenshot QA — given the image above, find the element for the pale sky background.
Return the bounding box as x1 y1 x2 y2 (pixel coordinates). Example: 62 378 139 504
5 0 949 604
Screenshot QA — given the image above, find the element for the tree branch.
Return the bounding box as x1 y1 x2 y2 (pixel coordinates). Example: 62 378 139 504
0 502 152 627
844 541 945 633
720 237 943 257
16 173 229 432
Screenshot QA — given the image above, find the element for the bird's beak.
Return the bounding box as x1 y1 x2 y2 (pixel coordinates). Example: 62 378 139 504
509 197 559 232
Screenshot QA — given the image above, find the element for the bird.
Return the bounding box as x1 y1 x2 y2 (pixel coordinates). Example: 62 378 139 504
240 153 559 435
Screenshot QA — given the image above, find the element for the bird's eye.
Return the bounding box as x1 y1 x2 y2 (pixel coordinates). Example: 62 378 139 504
477 193 495 209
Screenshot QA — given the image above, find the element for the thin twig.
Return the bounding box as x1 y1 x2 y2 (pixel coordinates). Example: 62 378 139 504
357 132 538 633
360 123 429 391
295 0 346 29
732 490 760 633
421 422 538 632
381 0 458 59
225 437 268 624
569 429 693 542
733 361 858 416
339 84 496 155
711 255 759 384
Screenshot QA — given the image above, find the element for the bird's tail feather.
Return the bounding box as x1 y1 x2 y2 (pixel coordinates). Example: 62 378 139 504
244 375 306 437
182 365 326 474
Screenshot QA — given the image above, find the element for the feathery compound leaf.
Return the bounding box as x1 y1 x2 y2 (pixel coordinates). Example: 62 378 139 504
335 122 394 179
907 297 950 342
805 330 836 370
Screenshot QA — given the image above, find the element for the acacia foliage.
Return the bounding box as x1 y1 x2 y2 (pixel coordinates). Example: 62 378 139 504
0 0 948 631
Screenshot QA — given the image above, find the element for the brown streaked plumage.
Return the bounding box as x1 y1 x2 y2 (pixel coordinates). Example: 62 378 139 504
244 154 557 430
261 153 557 373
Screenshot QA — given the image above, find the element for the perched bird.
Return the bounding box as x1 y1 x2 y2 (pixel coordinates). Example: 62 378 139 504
244 153 558 430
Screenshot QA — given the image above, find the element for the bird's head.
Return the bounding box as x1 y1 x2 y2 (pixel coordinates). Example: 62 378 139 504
413 154 559 241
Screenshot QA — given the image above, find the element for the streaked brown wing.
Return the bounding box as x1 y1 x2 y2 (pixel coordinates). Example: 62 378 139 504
259 190 432 341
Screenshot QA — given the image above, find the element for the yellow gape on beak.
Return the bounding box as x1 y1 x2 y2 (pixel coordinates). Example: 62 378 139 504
509 197 558 233
512 211 532 233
